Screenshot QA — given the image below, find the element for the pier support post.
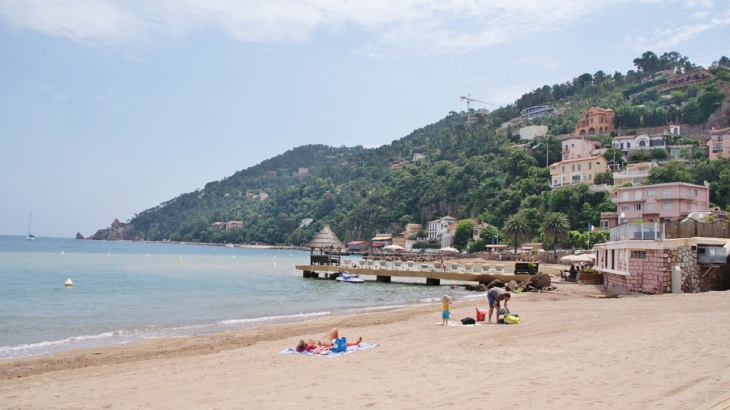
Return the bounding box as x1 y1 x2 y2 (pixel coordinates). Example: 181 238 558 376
426 278 441 286
303 270 312 278
376 275 391 283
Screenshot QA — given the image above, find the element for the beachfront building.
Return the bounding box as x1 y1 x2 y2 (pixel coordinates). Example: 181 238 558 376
612 133 666 154
594 220 730 294
472 222 496 241
657 68 715 92
428 216 457 248
347 241 368 251
561 138 602 160
225 221 243 230
600 182 710 227
520 105 555 120
519 125 548 141
390 160 410 169
211 222 225 230
709 127 730 160
612 161 658 186
550 156 609 189
574 107 615 136
370 234 393 250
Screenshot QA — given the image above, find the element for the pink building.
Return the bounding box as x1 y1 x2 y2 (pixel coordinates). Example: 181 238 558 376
561 138 601 160
600 182 709 227
709 127 730 160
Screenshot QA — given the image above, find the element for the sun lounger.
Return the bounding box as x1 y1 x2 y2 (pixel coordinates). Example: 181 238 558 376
496 264 504 273
379 260 389 270
407 261 415 271
472 264 482 273
394 261 403 270
463 263 472 272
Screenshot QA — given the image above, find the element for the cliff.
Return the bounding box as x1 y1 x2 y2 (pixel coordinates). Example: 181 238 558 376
90 219 134 241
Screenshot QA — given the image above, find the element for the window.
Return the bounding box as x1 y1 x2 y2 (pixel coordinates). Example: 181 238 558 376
589 162 592 170
601 220 609 228
631 251 647 259
562 166 565 172
714 145 723 151
622 192 629 200
571 144 574 147
663 189 672 198
572 165 575 171
694 189 698 197
589 174 592 180
662 202 672 210
578 164 581 171
627 142 631 149
635 204 642 211
687 203 691 211
648 203 655 211
622 205 629 211
634 191 642 200
647 189 655 197
639 140 646 147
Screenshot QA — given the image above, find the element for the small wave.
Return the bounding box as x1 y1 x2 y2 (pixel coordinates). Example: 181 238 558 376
217 311 330 325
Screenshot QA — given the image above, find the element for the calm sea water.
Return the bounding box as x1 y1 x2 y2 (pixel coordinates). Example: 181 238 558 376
0 236 471 359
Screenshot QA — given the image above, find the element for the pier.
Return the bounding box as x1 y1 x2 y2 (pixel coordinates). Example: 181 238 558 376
295 264 533 285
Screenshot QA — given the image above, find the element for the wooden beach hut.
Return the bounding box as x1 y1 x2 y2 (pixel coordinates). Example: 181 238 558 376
307 224 344 266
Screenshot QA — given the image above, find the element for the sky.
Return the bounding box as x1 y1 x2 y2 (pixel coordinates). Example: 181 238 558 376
1 0 730 238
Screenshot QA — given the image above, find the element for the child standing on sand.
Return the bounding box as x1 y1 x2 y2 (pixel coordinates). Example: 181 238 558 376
441 295 452 326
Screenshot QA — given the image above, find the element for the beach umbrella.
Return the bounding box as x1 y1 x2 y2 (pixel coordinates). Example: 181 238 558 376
560 255 581 262
439 247 459 253
383 244 405 251
575 254 595 262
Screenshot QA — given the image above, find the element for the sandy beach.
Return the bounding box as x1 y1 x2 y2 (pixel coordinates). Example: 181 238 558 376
2 283 730 410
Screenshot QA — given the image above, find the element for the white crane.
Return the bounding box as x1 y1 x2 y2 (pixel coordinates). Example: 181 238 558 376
459 94 494 125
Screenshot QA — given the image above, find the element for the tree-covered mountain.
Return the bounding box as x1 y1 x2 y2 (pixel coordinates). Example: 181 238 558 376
95 51 730 248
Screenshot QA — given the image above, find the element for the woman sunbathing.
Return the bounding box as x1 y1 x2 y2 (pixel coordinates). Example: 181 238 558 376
296 328 363 352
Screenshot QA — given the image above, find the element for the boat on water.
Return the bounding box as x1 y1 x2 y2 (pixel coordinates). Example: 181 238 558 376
26 212 35 241
225 244 234 248
335 272 364 283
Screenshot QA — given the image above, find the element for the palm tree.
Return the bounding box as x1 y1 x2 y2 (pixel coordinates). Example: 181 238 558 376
503 213 531 254
542 212 570 251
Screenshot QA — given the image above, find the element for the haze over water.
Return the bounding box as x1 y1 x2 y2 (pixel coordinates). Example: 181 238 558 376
0 236 465 359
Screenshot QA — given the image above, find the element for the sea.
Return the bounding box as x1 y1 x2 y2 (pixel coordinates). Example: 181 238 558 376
0 236 474 359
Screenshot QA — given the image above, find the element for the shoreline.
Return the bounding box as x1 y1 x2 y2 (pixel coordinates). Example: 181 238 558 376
2 286 730 408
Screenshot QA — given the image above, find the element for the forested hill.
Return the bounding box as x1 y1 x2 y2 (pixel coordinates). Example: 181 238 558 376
95 51 730 248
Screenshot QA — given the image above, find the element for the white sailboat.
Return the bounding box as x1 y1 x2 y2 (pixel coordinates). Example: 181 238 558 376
26 212 35 240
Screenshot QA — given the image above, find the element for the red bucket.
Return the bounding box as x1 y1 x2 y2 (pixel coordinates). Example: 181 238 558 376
476 308 487 322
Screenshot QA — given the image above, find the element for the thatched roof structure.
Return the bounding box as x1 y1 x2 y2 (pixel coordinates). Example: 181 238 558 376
307 224 344 249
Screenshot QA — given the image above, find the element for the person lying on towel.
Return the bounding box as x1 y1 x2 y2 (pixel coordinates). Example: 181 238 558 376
295 328 363 352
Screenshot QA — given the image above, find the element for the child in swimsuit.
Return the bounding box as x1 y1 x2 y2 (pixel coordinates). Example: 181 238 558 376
442 295 452 326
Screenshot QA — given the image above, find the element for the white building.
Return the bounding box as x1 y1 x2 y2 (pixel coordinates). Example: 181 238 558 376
612 134 666 154
561 138 602 160
519 125 548 141
427 216 457 247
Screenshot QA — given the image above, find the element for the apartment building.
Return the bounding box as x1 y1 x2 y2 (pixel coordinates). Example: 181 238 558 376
612 161 658 186
550 156 609 189
600 182 709 227
709 127 730 160
561 138 601 160
574 107 615 136
612 133 666 153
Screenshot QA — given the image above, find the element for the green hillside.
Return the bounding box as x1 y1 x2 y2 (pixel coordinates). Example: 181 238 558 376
102 51 730 249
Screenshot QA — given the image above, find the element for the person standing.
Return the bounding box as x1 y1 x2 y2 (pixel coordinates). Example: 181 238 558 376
487 287 511 323
441 295 452 326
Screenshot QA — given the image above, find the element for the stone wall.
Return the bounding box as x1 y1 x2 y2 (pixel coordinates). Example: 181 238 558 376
608 246 730 294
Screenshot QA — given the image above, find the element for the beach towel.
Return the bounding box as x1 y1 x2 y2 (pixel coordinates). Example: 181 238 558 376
280 343 378 358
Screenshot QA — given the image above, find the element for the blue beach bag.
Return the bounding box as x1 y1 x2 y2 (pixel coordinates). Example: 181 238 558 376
333 337 347 353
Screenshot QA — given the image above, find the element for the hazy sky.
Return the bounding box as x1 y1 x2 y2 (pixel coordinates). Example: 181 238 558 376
1 0 729 237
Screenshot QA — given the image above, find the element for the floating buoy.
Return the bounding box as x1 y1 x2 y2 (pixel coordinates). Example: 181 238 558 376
107 253 110 258
273 263 276 266
65 278 73 286
146 254 149 257
199 255 202 259
233 255 236 259
179 257 183 262
61 251 64 255
273 256 276 258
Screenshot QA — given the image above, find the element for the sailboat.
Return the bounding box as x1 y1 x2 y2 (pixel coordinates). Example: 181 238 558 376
26 212 35 240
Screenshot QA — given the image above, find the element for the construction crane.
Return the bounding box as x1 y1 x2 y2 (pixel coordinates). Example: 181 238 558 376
460 94 494 125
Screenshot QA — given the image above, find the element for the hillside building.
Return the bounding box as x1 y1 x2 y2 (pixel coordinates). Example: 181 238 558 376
612 133 666 153
225 221 243 230
561 138 601 160
549 156 609 189
657 68 714 92
428 216 457 248
520 105 555 120
599 182 709 228
574 107 615 136
709 127 730 160
612 161 658 186
519 125 548 141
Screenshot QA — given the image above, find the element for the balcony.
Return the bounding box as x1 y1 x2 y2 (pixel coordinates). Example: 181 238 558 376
613 171 649 179
609 223 664 241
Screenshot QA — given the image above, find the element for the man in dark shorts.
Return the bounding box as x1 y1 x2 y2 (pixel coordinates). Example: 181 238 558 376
487 287 511 323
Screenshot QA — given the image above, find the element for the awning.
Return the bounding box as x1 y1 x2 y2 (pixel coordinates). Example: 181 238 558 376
485 245 508 249
371 242 385 247
372 236 392 241
347 241 367 245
